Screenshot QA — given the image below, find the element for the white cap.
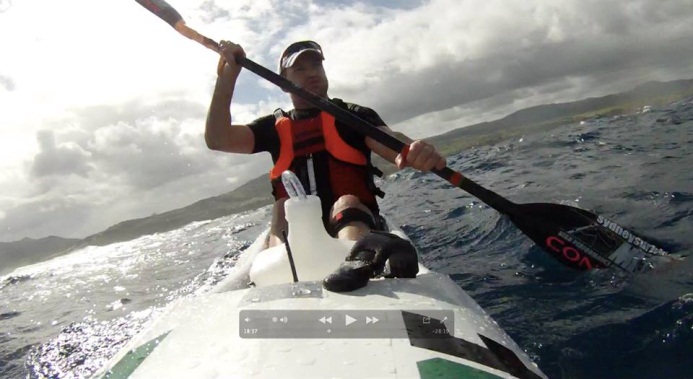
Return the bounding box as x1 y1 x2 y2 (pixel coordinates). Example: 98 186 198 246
278 40 324 73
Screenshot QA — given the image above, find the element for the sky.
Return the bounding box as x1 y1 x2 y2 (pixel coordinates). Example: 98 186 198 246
1 0 692 242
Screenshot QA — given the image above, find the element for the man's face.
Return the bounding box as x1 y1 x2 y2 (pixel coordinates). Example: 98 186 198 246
284 52 329 98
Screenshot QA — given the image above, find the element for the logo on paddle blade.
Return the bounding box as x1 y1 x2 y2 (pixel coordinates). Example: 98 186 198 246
545 235 600 270
544 222 627 270
546 218 667 273
596 216 668 256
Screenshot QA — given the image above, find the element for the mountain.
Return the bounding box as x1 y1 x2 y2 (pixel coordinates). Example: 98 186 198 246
0 177 272 276
77 175 274 248
2 78 692 275
0 236 81 276
424 79 693 157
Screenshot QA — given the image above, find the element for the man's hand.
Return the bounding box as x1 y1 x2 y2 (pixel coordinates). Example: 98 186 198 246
395 140 446 172
217 40 246 82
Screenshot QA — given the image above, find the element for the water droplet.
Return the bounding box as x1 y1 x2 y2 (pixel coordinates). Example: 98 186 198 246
292 288 312 296
185 360 202 369
383 364 397 374
246 368 262 376
296 357 316 366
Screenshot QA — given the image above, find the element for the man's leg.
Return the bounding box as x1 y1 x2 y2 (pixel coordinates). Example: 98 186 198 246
268 198 288 248
329 195 375 241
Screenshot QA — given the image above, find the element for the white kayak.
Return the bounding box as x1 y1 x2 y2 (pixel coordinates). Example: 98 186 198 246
94 177 547 379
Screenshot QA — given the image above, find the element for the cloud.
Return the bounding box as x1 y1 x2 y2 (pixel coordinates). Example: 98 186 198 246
0 94 277 241
0 195 91 240
308 0 693 134
26 97 269 192
199 0 232 23
2 0 693 241
0 74 14 91
0 153 269 241
31 130 92 178
0 0 11 13
87 118 207 190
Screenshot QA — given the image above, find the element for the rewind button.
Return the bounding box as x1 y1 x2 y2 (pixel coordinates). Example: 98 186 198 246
319 316 333 324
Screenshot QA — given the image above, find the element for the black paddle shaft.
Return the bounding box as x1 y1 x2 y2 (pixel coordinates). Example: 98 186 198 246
134 0 673 274
223 57 639 272
232 59 673 274
238 58 517 211
134 0 513 211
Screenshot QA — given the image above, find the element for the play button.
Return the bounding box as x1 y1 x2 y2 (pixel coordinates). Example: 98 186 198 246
345 314 357 326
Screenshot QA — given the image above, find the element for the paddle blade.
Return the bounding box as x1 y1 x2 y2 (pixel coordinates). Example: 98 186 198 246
134 0 220 52
508 203 675 273
135 0 183 26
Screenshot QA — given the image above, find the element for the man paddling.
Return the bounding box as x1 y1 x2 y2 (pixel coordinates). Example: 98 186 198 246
207 40 446 246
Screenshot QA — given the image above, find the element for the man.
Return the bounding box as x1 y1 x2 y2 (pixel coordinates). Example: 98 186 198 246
206 40 445 251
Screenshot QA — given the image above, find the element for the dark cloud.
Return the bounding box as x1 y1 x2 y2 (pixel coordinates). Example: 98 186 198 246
6 0 693 242
7 102 272 241
0 196 91 241
29 98 215 190
1 155 270 242
0 0 12 13
6 95 275 241
379 41 688 127
31 114 206 191
315 0 424 10
0 74 15 91
86 121 211 190
30 130 92 178
65 99 208 133
199 0 231 23
332 0 693 127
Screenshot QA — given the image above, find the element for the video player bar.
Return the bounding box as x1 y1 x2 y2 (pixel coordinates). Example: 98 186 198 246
239 309 454 339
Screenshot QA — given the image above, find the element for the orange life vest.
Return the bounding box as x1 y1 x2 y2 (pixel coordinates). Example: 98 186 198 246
269 110 383 217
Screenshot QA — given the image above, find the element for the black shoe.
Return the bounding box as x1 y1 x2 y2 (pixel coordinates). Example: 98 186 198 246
322 231 419 292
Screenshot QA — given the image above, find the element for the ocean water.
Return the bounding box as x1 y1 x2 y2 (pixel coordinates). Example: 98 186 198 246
1 97 692 378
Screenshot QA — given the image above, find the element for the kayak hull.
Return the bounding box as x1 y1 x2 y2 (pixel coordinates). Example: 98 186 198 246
95 195 545 378
97 267 545 379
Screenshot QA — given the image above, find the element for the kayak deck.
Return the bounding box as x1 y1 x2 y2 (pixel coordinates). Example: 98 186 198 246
99 270 545 379
96 193 546 378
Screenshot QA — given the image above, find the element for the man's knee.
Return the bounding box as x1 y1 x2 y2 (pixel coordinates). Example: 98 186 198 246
331 195 370 217
329 195 377 240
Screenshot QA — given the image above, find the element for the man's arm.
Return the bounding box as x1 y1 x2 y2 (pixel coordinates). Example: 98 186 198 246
365 126 411 164
366 127 446 172
205 41 255 154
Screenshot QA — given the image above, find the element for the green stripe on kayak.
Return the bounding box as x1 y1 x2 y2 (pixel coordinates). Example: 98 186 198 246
101 332 170 379
418 358 504 379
